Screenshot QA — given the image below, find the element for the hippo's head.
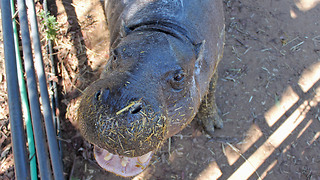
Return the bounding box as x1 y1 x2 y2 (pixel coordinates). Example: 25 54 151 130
77 28 205 177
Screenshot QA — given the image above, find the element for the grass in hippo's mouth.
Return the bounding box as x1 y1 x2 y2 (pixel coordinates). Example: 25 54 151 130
116 98 143 115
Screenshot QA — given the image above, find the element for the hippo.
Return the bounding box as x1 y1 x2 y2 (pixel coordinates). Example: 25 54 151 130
77 0 225 177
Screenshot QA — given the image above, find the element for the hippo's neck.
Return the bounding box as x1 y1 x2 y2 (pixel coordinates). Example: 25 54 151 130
111 19 196 49
131 20 194 43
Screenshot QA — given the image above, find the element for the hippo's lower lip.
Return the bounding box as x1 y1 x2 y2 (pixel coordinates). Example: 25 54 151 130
94 146 153 177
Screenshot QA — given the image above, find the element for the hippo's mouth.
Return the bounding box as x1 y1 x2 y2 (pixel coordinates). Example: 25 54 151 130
94 146 153 177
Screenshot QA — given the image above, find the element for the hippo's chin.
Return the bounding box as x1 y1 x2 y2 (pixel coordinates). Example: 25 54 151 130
94 146 153 177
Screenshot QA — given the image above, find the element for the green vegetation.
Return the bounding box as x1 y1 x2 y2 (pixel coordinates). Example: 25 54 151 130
38 10 59 41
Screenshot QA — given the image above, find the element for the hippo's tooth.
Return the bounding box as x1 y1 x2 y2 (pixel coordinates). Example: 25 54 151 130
121 157 129 167
104 152 113 161
137 151 152 164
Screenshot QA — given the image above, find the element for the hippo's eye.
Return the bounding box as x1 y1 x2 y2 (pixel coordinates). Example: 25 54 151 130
174 73 184 82
170 70 186 91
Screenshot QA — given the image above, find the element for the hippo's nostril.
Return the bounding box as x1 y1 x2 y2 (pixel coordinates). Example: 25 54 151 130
95 90 102 100
95 89 110 102
130 102 142 114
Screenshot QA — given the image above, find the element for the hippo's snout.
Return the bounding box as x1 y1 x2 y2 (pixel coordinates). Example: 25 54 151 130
78 79 167 157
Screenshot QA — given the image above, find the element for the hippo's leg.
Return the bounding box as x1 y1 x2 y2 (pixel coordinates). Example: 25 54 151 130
196 71 223 136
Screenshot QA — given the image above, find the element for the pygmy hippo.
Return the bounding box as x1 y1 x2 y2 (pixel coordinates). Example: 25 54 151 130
77 0 225 177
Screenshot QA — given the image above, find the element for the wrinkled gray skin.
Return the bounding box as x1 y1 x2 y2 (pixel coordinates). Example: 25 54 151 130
78 0 224 163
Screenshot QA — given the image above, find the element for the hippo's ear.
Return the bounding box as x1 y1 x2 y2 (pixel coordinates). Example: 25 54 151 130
194 40 205 66
120 20 131 37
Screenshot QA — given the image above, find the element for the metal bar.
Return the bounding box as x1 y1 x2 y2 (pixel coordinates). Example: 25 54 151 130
16 0 53 178
0 1 30 179
10 0 38 179
26 0 64 178
43 0 63 162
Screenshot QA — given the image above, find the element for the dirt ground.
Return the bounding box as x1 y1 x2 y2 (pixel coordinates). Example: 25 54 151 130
0 0 320 179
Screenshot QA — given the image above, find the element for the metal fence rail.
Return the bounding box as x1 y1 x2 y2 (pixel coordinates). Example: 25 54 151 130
0 1 30 179
1 0 64 179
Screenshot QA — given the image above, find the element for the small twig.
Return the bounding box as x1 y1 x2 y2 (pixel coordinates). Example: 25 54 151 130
12 10 19 20
290 41 304 52
85 46 99 56
221 143 225 155
61 61 83 94
224 77 236 82
261 67 270 74
312 35 320 47
244 47 252 55
0 131 8 138
226 142 262 180
249 96 253 102
56 137 72 143
261 48 272 52
231 46 239 57
282 36 299 47
279 49 286 56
